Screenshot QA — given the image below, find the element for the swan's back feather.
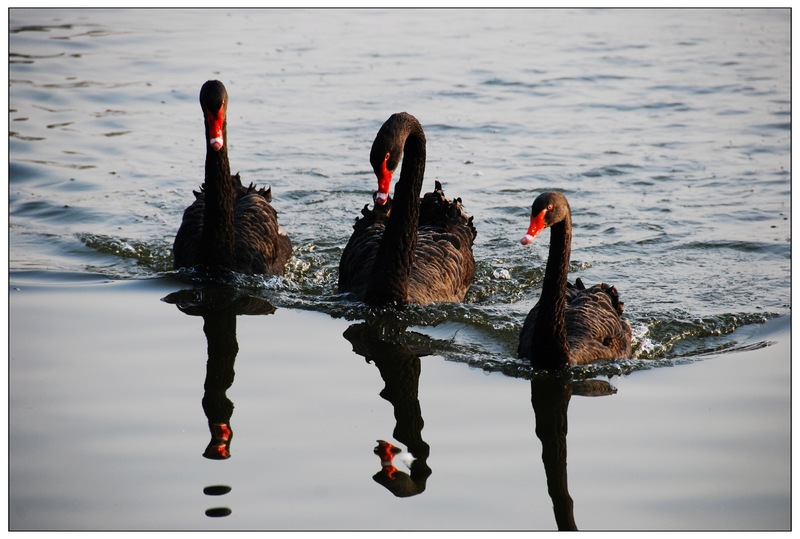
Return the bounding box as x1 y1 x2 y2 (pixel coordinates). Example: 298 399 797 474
233 190 292 275
173 173 292 275
338 182 475 305
518 279 632 364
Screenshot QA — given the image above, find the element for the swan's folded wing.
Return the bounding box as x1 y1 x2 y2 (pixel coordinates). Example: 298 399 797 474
173 193 205 270
338 205 389 296
405 182 476 304
517 302 539 360
518 281 631 364
233 193 292 275
407 226 475 304
565 283 632 364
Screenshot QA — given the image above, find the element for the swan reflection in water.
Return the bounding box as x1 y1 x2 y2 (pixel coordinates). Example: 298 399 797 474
343 322 433 498
531 373 617 531
164 286 276 458
163 285 277 518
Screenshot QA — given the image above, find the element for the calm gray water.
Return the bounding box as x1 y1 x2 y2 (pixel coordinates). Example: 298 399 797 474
9 8 791 531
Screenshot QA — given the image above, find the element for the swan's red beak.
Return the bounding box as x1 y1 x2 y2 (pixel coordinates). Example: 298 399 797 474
374 440 401 478
203 422 232 460
521 210 547 245
375 158 392 205
206 107 225 151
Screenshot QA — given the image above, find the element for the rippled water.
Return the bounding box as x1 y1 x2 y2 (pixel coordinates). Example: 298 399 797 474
9 8 791 531
10 8 790 370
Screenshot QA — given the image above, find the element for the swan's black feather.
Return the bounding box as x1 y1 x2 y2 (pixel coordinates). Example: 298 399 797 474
339 184 476 305
518 280 632 364
174 173 291 275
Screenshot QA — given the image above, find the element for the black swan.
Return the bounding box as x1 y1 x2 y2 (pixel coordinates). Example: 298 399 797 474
517 192 631 368
338 112 476 306
173 80 292 275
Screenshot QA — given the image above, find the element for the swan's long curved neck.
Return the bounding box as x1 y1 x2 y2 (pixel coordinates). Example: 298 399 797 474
532 216 572 367
365 128 426 306
199 127 236 269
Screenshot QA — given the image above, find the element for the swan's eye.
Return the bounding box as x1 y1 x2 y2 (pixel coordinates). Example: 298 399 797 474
384 152 390 162
547 204 553 211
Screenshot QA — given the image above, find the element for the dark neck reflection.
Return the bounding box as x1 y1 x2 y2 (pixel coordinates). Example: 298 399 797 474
531 373 617 531
344 322 433 498
164 285 277 519
165 286 276 459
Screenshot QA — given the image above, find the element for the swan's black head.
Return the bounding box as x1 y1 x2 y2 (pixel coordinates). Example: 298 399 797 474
369 112 422 205
200 80 228 152
520 191 571 246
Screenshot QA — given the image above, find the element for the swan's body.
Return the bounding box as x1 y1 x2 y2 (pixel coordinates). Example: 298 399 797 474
173 80 291 275
338 112 476 306
517 192 631 368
